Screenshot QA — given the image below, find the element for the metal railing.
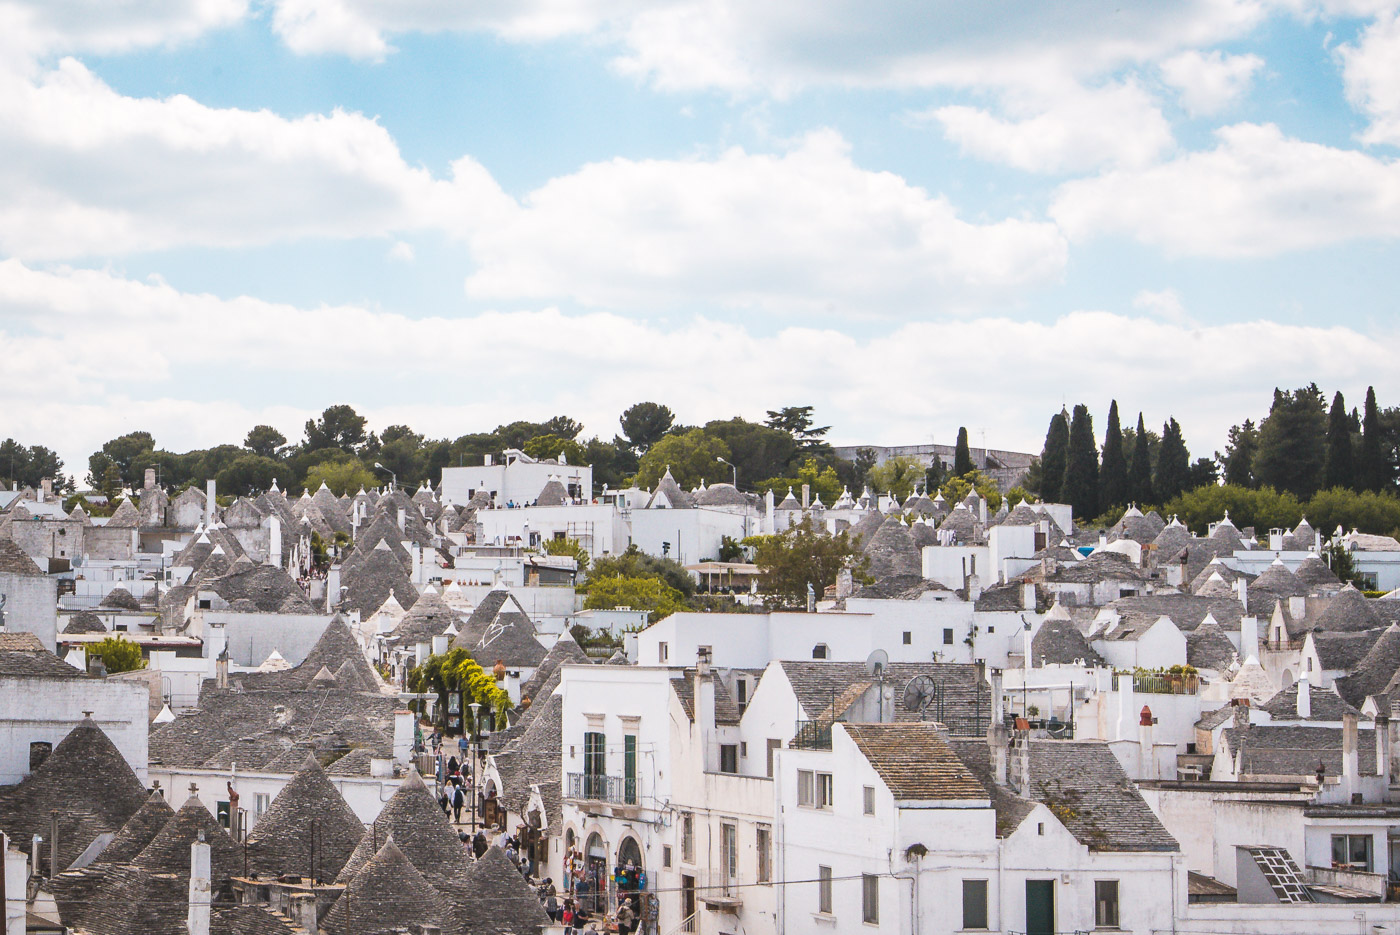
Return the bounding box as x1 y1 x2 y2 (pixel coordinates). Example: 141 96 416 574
566 772 637 804
791 720 833 750
1133 673 1200 695
944 715 991 738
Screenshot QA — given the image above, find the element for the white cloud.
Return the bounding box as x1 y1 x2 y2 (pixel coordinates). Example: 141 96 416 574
1160 49 1264 115
387 240 415 262
0 0 247 61
2 260 1395 477
1339 10 1400 145
460 130 1068 313
1050 122 1400 256
0 58 509 259
926 81 1174 173
1132 288 1196 326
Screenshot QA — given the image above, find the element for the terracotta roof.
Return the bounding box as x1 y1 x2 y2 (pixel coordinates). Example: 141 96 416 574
844 723 987 801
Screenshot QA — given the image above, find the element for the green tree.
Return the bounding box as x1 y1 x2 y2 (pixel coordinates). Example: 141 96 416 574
582 576 686 622
88 431 155 488
588 546 696 599
764 405 833 459
1306 488 1400 539
1188 457 1220 489
1360 387 1390 493
1325 390 1356 490
1099 401 1128 511
1061 404 1099 521
523 434 586 464
620 402 676 453
1039 410 1069 504
634 429 730 490
99 463 123 501
1161 484 1303 534
745 515 864 609
864 456 926 501
940 470 1004 512
1254 384 1327 499
1219 420 1259 488
758 459 844 504
704 418 798 487
244 425 287 459
216 454 281 496
407 648 511 731
583 437 638 490
1154 418 1191 502
0 441 66 490
493 420 552 450
303 458 378 496
543 536 590 570
88 635 145 674
1127 413 1155 505
303 404 368 454
543 416 584 440
953 427 975 476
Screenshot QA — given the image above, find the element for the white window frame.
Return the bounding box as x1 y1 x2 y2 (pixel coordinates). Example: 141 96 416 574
862 785 876 816
862 873 879 925
818 865 833 915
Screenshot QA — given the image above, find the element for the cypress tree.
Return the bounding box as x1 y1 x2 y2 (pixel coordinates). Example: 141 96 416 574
1154 418 1191 501
1129 413 1153 505
1324 390 1355 490
954 427 975 476
1254 384 1327 499
1360 386 1388 492
1039 410 1069 504
1099 400 1128 510
1062 404 1099 521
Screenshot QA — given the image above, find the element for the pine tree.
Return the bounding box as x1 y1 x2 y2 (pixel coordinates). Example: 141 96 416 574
1154 418 1191 501
954 426 975 476
1039 410 1069 504
1221 420 1258 488
1324 390 1355 490
1360 386 1389 492
1099 400 1127 510
1062 404 1099 521
1254 384 1327 499
1129 413 1153 505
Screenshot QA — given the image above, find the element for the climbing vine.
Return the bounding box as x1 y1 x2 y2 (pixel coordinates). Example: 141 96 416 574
407 647 511 731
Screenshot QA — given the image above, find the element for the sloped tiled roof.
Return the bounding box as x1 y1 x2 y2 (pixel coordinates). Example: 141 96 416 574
133 794 242 879
63 610 108 635
646 468 695 509
456 846 551 935
1335 624 1400 706
1260 683 1359 721
1314 585 1383 633
844 723 987 801
1026 741 1179 852
387 587 459 647
206 563 312 613
495 694 564 827
1295 555 1343 590
324 838 461 935
1186 620 1238 672
780 661 985 728
1031 616 1104 667
341 540 419 617
862 519 922 580
105 498 141 528
95 788 176 865
247 756 364 881
0 631 87 678
948 740 1037 838
0 537 44 576
1311 628 1385 671
1223 724 1376 777
518 635 590 706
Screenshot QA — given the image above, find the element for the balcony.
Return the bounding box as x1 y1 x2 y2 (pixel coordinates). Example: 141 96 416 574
1132 672 1200 695
791 720 832 750
566 772 637 806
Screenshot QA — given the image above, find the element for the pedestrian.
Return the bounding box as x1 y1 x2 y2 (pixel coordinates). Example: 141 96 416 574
451 780 465 824
616 897 635 935
437 785 450 814
448 755 459 776
561 898 575 935
473 830 488 859
545 890 559 922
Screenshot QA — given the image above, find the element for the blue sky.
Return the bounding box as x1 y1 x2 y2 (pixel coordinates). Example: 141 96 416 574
1 0 1398 478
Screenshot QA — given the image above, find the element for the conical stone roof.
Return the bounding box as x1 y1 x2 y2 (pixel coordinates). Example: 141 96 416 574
335 770 472 892
1295 555 1343 590
458 845 552 935
323 838 460 935
97 788 177 865
133 793 241 879
247 757 364 881
63 610 108 634
100 586 142 611
1316 584 1383 633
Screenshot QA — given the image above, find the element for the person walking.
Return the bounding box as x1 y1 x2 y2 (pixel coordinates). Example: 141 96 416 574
451 780 465 824
616 897 635 935
561 898 575 935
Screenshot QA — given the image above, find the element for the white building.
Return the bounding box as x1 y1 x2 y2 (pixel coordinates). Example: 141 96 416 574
441 451 593 508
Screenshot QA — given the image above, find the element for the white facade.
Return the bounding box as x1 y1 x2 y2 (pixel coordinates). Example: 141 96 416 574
0 678 149 784
441 452 593 508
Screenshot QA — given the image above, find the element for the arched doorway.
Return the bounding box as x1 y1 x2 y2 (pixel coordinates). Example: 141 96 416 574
583 832 609 914
1281 669 1296 688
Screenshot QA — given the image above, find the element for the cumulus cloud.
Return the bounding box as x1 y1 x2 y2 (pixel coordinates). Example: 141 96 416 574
0 0 247 60
1339 10 1400 145
926 81 1174 174
460 130 1068 313
2 260 1394 474
1160 49 1264 115
1050 122 1400 256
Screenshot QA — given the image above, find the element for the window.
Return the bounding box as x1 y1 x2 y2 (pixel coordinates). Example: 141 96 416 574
663 846 672 869
659 642 669 663
584 731 606 799
863 785 876 816
817 772 833 809
681 812 694 863
813 643 829 659
624 735 638 804
818 865 833 914
902 631 912 645
1095 880 1119 928
1332 834 1373 871
757 827 772 883
798 770 815 807
216 800 231 828
1037 822 1045 836
254 793 270 819
962 880 989 929
722 824 738 887
736 678 749 715
862 874 879 924
720 744 739 774
943 628 954 645
987 625 994 633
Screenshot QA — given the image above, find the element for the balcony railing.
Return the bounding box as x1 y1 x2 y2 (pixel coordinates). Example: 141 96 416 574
1133 673 1199 695
566 772 637 805
791 720 832 750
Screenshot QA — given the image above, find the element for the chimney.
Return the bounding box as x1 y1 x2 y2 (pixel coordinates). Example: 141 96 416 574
1269 529 1284 550
1296 678 1311 719
144 468 156 491
326 565 341 613
695 647 716 771
1022 580 1037 611
1289 595 1306 619
397 507 406 532
30 838 41 882
484 453 493 466
836 567 853 599
204 479 216 527
801 484 810 509
1116 673 1135 741
1240 615 1259 661
187 839 211 935
290 892 318 933
216 648 229 690
2 831 19 935
988 669 1008 786
39 478 51 502
393 710 414 765
1376 713 1391 789
979 497 988 525
1343 711 1360 800
1140 705 1156 780
269 515 282 569
370 755 393 779
48 811 57 879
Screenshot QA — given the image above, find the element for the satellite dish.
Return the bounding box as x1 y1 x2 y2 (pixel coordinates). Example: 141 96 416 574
865 649 889 679
902 675 938 715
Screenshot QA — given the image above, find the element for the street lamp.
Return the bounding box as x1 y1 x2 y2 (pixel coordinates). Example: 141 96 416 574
716 456 737 488
372 462 396 490
468 701 481 834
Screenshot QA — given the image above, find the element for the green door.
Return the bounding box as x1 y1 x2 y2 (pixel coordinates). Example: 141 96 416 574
1026 879 1054 935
